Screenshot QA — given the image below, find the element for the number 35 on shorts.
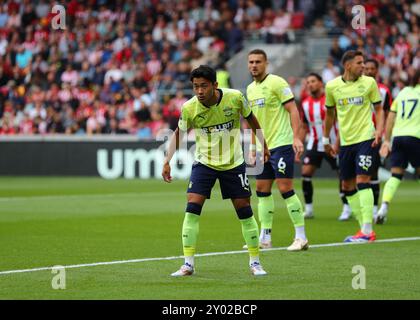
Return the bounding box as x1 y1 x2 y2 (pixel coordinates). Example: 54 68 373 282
358 155 372 171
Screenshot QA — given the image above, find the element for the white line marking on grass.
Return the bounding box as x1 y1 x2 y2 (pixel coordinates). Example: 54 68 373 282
1 236 419 276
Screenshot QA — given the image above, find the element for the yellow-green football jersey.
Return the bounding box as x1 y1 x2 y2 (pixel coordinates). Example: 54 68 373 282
178 88 251 171
390 84 420 139
247 74 294 150
325 75 382 146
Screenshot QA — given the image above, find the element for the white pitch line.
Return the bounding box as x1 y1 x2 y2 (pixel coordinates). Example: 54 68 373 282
0 236 419 276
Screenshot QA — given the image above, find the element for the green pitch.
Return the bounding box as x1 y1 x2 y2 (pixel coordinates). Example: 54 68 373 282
0 177 419 300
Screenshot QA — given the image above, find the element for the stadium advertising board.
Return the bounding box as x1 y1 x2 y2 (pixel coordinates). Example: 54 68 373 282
0 137 407 180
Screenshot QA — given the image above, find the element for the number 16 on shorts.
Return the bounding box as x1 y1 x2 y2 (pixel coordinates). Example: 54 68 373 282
238 173 250 191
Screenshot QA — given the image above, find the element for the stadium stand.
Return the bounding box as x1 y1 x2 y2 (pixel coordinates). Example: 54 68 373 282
0 0 418 137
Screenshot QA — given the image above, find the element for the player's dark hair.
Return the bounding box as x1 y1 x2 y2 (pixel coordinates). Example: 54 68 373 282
306 72 323 82
365 58 379 69
248 49 267 60
341 50 364 66
190 65 217 83
410 69 420 87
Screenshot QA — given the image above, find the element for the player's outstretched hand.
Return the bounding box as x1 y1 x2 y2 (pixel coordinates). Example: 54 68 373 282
324 144 337 158
293 138 304 159
380 141 391 158
162 162 172 183
372 131 382 147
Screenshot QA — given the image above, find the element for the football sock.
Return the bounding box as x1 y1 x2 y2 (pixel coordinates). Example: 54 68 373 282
371 180 380 206
357 183 374 227
382 175 403 203
342 204 351 212
295 226 307 241
362 223 372 235
345 190 362 227
340 183 349 204
302 175 313 204
185 256 194 267
282 191 306 239
239 216 260 260
256 192 274 230
260 228 271 243
182 212 200 263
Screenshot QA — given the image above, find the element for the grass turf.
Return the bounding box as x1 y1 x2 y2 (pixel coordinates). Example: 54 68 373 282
0 177 419 299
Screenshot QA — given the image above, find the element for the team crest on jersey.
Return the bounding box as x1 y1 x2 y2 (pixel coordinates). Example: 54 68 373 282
201 120 234 134
338 96 364 106
250 98 265 108
223 107 234 117
357 85 365 93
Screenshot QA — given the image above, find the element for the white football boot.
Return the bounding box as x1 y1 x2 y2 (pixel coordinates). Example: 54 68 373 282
287 238 309 251
250 262 267 276
171 263 194 277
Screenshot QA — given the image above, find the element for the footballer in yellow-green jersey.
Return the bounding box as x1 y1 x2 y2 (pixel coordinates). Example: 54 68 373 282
247 74 294 150
323 50 384 243
162 65 270 277
388 85 420 139
178 87 250 171
246 49 308 252
325 75 382 146
376 71 420 224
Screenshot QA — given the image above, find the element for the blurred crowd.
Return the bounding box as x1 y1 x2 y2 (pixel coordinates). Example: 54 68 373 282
0 0 418 137
318 0 419 99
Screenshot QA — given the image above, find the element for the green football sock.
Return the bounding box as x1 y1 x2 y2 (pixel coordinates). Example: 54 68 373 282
382 177 402 203
346 192 362 227
182 212 200 257
285 194 304 227
258 195 275 229
240 216 259 257
359 188 374 225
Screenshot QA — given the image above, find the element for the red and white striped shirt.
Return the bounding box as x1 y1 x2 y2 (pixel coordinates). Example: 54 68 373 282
301 94 338 152
372 83 392 127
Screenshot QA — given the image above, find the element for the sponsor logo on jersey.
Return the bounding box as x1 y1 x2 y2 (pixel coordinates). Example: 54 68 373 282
250 98 265 108
201 120 234 134
338 96 364 106
223 107 234 117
